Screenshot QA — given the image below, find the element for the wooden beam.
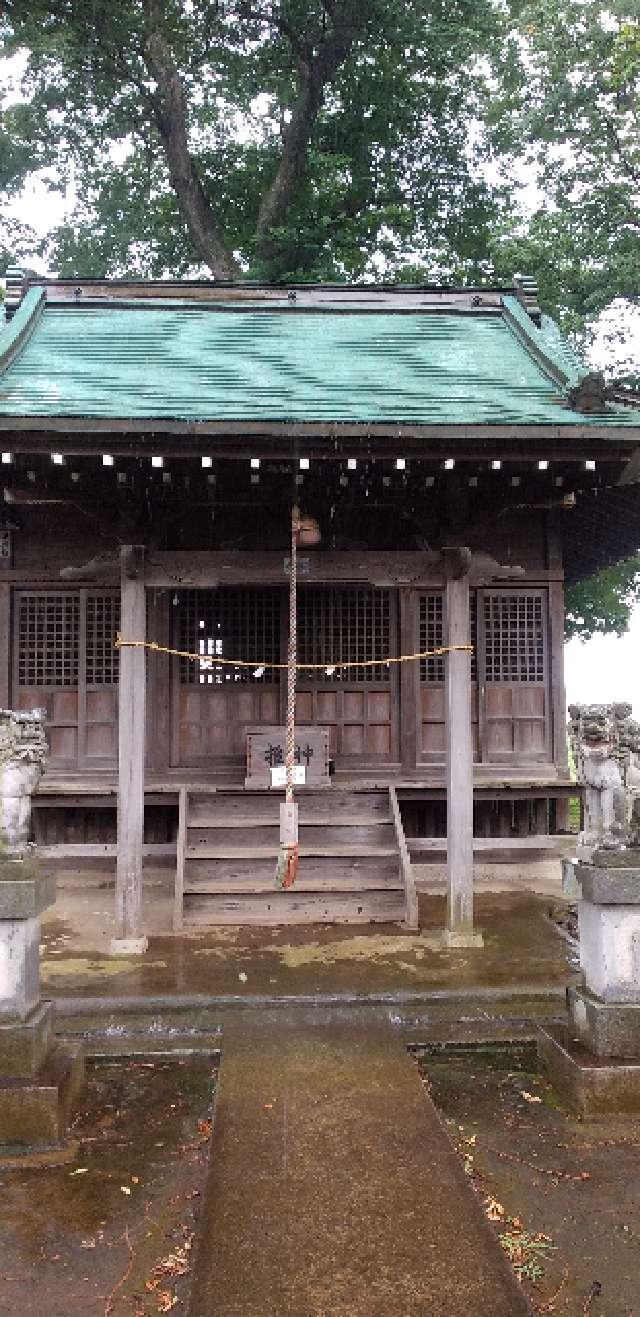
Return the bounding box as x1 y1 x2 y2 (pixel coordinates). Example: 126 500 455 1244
408 834 574 854
37 842 175 859
444 558 482 947
113 544 148 953
0 415 636 450
141 550 563 590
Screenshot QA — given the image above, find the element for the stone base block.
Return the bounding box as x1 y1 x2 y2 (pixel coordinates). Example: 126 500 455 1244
561 858 581 900
568 985 640 1059
0 1000 53 1077
538 1024 640 1117
109 935 148 956
578 897 640 1003
0 860 56 919
0 913 42 1020
0 1040 84 1151
442 929 484 949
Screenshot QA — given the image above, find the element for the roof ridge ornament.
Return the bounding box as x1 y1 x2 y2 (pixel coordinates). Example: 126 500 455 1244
513 272 542 326
4 266 27 321
566 371 612 415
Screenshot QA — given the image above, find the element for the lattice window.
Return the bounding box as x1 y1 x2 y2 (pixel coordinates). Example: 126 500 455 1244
297 586 391 682
177 588 281 684
483 593 545 682
86 594 120 685
17 593 80 687
419 593 477 682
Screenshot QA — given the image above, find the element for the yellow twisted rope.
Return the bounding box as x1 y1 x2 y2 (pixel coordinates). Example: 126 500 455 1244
115 636 473 670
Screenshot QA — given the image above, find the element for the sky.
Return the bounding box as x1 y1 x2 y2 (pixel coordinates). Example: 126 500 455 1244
565 621 640 718
2 52 640 721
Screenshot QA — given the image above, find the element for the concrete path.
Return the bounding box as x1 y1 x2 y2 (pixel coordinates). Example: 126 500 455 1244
189 1019 530 1316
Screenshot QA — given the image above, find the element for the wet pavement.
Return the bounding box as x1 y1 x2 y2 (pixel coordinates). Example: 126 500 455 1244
189 1018 530 1317
41 889 572 1004
0 1057 215 1316
422 1044 640 1316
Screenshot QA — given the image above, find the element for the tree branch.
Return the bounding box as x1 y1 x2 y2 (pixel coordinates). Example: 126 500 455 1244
141 0 240 278
255 0 366 269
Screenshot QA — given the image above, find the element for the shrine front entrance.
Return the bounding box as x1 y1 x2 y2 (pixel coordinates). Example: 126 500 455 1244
170 584 400 775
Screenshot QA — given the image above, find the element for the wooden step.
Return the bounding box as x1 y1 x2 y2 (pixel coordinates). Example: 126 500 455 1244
186 814 392 829
185 844 398 860
187 790 390 826
183 868 403 895
183 855 400 885
181 888 406 927
186 823 396 850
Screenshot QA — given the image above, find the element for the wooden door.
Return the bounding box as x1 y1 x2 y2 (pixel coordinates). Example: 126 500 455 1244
13 589 120 769
478 589 550 762
418 591 479 763
296 585 399 769
171 587 281 768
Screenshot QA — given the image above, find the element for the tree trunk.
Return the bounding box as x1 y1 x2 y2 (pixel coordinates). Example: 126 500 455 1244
142 0 240 280
255 0 365 271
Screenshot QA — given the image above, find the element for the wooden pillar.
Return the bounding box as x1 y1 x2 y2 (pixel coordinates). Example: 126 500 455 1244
0 583 10 709
399 587 418 774
112 545 147 954
443 551 483 948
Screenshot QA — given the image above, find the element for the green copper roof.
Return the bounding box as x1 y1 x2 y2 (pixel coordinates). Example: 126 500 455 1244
0 287 636 427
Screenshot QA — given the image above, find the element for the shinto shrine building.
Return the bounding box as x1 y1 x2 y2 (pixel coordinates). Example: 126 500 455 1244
0 269 639 945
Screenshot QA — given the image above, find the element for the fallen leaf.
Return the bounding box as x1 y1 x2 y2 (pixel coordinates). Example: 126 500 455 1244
485 1197 505 1221
157 1290 178 1311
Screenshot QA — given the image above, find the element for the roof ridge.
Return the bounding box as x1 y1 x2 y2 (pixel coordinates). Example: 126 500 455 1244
0 286 46 375
501 295 587 390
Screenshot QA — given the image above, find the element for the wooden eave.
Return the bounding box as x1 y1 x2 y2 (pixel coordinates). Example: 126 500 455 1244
0 416 637 464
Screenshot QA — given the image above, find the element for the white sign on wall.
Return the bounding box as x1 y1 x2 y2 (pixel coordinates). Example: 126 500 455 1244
271 765 306 788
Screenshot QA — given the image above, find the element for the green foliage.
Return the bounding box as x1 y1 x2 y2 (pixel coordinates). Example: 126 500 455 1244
1 0 639 642
487 1 640 379
565 555 640 640
0 0 506 281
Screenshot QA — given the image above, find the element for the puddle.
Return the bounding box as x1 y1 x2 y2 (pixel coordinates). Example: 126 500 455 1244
270 933 440 968
41 957 168 984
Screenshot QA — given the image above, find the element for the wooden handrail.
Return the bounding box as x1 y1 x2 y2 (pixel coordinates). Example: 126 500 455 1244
389 785 418 930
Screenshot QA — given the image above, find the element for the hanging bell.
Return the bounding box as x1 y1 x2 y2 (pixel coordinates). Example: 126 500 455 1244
296 512 321 546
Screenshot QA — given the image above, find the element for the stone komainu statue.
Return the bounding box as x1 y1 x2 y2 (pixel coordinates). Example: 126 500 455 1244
0 708 48 856
568 702 640 850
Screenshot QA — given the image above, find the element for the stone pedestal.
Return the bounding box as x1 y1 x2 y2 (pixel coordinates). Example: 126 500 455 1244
0 859 84 1158
539 853 640 1115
